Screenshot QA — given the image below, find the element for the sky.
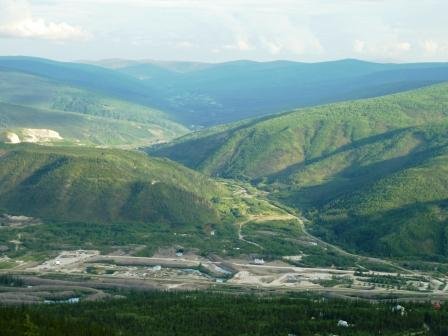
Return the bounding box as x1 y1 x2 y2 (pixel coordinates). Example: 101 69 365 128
0 0 447 63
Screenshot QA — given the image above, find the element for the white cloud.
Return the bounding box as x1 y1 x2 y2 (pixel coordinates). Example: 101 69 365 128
353 40 366 53
0 18 90 40
236 37 251 51
0 0 30 21
0 0 90 41
396 42 411 52
260 38 282 55
223 36 253 51
256 16 323 56
1 0 447 62
216 11 323 57
423 40 440 53
421 39 448 58
259 30 323 56
176 40 194 48
353 39 412 59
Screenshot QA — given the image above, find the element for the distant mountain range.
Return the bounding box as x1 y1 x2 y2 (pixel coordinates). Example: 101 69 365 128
2 56 448 129
89 58 448 126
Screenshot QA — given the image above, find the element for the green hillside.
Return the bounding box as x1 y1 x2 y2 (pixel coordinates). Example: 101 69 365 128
0 102 186 147
282 124 448 260
152 84 448 259
0 143 225 227
153 83 448 179
274 123 448 202
0 144 305 258
0 70 188 147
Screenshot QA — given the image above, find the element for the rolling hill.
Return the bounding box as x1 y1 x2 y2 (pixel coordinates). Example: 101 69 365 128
0 56 158 106
0 69 188 147
151 84 448 259
152 83 448 178
0 144 297 258
0 143 227 227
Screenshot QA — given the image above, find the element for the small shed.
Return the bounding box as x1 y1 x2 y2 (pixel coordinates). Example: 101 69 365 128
254 258 265 265
337 320 349 327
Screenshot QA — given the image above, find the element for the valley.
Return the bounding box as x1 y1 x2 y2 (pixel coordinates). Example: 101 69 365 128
2 81 448 305
91 58 448 126
2 0 448 333
2 182 448 306
152 83 448 262
0 56 448 334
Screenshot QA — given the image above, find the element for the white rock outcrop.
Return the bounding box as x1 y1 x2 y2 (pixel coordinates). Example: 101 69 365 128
22 129 63 143
4 132 21 144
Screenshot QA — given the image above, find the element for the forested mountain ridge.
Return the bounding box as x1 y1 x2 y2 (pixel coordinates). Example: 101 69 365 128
152 83 448 179
287 123 448 259
0 143 226 227
151 84 448 259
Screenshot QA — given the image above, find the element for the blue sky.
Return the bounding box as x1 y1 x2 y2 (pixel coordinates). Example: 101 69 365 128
0 0 447 62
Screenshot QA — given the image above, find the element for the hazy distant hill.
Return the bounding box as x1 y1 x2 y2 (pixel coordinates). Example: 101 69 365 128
0 56 158 106
0 66 188 147
104 59 448 126
5 56 448 128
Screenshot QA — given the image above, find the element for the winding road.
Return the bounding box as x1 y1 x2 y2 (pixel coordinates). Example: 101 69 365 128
235 185 438 285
